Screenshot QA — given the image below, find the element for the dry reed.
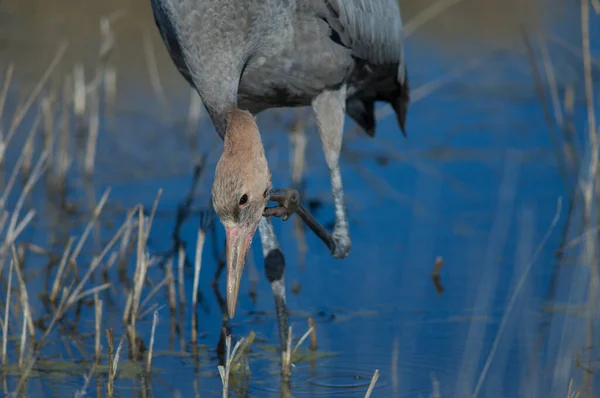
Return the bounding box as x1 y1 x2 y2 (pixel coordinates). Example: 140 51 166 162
579 0 599 394
218 335 246 398
177 243 186 308
84 81 100 177
1 260 13 365
364 369 380 398
94 292 103 363
0 42 67 167
472 197 562 397
146 309 159 373
191 214 209 345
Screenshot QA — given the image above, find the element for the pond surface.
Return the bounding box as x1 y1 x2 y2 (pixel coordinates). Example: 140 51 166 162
0 0 599 397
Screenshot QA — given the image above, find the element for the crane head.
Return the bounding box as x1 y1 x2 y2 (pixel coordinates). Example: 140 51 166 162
211 109 271 319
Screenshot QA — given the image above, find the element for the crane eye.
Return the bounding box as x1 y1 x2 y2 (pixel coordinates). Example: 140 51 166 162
239 194 248 205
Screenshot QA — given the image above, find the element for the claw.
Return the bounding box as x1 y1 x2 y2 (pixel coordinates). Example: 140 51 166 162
263 188 301 221
263 187 350 259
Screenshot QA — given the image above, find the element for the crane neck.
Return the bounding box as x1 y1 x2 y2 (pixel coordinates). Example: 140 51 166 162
222 109 264 159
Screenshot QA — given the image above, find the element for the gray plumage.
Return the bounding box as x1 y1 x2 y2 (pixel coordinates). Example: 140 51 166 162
150 0 411 327
151 0 409 137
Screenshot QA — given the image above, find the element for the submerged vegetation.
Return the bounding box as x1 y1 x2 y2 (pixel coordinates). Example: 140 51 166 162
0 0 598 397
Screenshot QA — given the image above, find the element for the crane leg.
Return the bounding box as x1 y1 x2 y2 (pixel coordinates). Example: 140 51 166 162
314 87 352 258
311 87 351 258
263 87 351 259
257 216 289 356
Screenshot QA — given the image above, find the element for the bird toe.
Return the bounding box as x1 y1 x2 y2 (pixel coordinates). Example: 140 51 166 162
331 232 351 259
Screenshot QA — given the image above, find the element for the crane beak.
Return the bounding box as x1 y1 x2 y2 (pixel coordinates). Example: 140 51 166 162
225 226 252 318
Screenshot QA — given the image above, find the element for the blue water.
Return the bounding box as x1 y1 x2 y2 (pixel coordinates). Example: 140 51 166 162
1 1 599 397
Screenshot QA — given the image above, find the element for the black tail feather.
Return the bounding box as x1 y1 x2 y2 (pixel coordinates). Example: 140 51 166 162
393 67 410 137
346 97 376 137
346 64 410 138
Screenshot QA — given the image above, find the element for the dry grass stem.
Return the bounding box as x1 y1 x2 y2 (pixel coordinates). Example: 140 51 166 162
132 208 147 316
2 260 13 365
403 0 469 37
68 188 111 266
559 224 600 253
522 30 570 191
192 221 206 309
123 293 133 325
145 190 163 242
118 208 137 266
231 331 256 364
73 64 86 121
178 244 186 307
18 309 27 368
106 331 125 398
11 245 35 338
0 116 41 212
123 193 161 358
3 42 67 163
392 337 399 396
7 211 35 248
74 363 97 398
431 373 441 398
364 369 380 398
5 149 48 246
472 197 562 398
57 75 73 185
0 212 8 240
191 311 199 346
113 333 125 375
308 317 317 351
431 256 445 295
104 66 117 107
125 207 148 355
50 237 75 302
567 379 582 398
21 114 39 179
538 36 565 130
165 257 177 313
138 302 162 321
69 280 111 307
580 0 599 393
217 334 246 398
191 222 207 344
99 17 116 62
0 64 14 123
84 84 100 176
291 326 314 358
106 328 114 376
139 280 169 317
41 96 55 172
147 309 159 373
65 189 112 307
94 292 103 363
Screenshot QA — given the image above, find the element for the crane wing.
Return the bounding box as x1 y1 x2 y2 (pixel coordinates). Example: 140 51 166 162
150 0 195 86
314 0 406 80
